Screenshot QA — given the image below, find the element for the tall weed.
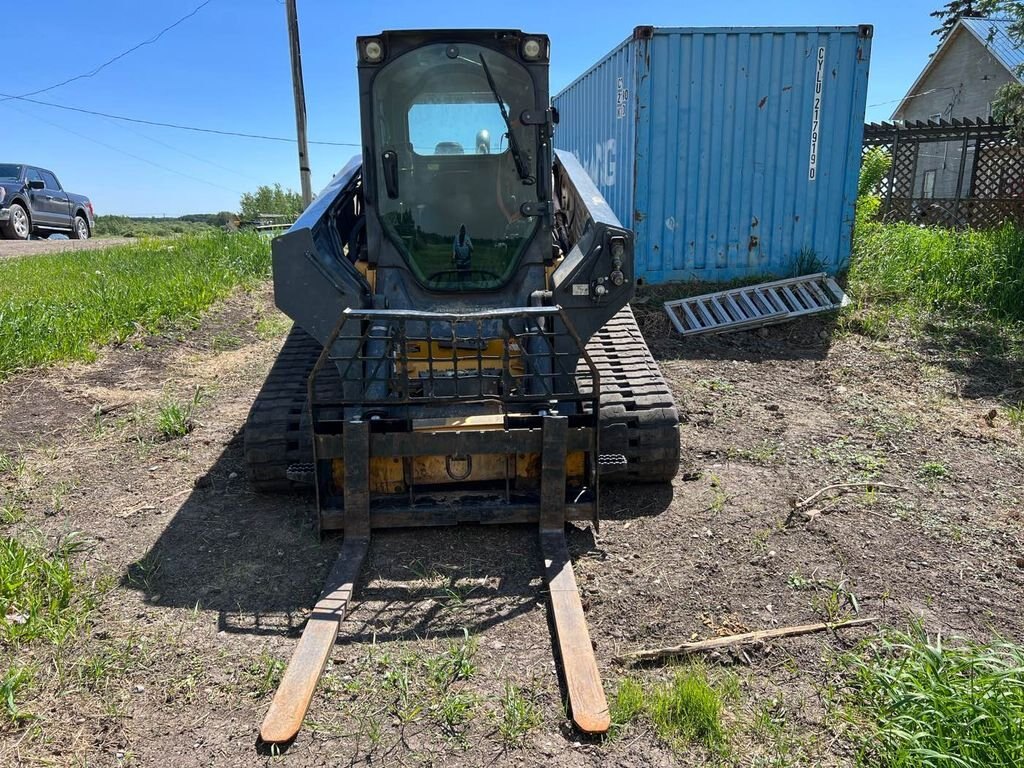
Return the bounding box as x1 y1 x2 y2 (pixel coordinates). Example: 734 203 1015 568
851 220 1024 323
845 627 1024 768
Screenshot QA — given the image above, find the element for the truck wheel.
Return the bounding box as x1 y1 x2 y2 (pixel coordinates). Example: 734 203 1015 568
71 214 90 240
3 203 31 240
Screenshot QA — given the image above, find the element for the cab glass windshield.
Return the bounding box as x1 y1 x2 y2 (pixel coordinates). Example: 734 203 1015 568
372 43 539 292
0 164 23 181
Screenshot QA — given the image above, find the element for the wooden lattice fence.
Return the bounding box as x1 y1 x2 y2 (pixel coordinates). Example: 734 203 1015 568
862 118 1024 229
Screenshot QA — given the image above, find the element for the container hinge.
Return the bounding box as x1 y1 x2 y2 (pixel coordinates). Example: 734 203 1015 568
520 201 552 217
520 108 556 126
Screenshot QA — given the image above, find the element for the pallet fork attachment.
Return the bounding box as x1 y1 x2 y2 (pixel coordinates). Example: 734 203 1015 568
540 530 610 733
258 415 610 743
259 420 372 745
257 536 367 744
539 415 610 733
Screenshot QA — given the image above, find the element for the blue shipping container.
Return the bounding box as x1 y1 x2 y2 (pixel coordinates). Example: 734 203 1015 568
553 25 873 284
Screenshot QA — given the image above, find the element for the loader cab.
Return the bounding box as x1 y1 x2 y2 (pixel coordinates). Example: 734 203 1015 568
357 30 553 296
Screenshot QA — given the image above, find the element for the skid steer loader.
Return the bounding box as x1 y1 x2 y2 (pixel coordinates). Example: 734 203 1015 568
245 28 680 743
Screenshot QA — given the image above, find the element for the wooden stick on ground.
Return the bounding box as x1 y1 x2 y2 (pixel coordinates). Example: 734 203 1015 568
615 617 878 665
796 482 903 509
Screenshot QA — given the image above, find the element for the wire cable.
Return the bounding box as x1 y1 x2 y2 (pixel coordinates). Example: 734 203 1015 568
0 1 216 104
0 92 360 147
867 86 958 109
2 101 244 196
98 114 268 185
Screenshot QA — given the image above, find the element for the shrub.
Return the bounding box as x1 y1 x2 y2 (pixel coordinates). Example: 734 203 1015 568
858 147 891 198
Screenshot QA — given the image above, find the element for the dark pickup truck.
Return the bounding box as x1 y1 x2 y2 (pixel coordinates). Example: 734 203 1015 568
0 163 95 240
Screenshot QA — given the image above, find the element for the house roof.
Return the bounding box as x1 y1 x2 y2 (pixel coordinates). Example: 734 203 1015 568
892 17 1023 118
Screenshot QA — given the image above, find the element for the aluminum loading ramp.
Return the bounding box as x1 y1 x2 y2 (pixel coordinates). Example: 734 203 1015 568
663 273 850 337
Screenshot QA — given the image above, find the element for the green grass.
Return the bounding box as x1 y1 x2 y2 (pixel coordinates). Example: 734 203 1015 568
0 453 16 475
609 677 645 732
77 636 137 692
697 378 735 393
156 401 191 439
845 627 1024 767
211 330 243 351
382 654 424 723
708 474 728 514
496 682 541 747
649 669 726 750
809 437 887 479
426 629 478 689
335 633 481 739
731 439 782 466
1006 402 1024 433
0 231 270 379
850 213 1024 325
244 651 285 698
254 312 292 340
0 493 26 525
156 388 202 440
0 665 34 724
0 534 95 645
609 667 728 752
434 689 477 738
918 461 949 480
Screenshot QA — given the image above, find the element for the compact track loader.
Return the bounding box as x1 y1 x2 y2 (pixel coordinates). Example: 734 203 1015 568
245 28 679 743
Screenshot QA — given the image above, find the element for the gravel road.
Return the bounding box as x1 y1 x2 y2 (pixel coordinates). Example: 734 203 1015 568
0 237 129 260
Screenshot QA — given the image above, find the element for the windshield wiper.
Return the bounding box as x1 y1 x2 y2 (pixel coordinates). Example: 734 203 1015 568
479 54 533 183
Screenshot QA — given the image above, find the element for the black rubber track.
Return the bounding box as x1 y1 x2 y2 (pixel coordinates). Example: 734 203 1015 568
243 328 319 492
581 306 681 483
243 306 680 492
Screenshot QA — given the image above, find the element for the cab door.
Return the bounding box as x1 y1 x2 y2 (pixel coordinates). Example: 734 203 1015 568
39 170 71 228
24 167 53 225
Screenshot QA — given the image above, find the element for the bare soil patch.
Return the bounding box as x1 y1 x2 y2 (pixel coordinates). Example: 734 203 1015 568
1 286 1021 766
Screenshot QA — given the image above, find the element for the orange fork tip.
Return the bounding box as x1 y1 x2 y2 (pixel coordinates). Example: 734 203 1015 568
257 537 369 746
259 719 301 746
573 710 611 735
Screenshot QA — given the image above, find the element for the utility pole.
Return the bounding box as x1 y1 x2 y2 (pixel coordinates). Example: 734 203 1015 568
284 0 313 207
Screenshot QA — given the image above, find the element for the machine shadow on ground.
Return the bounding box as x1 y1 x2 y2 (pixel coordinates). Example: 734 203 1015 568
646 306 1024 405
645 314 841 365
917 318 1024 401
121 417 677 644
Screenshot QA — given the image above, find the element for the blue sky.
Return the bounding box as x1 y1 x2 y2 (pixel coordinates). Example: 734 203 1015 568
3 0 943 216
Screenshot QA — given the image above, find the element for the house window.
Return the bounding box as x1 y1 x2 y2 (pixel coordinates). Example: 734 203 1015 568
929 113 942 124
922 169 937 198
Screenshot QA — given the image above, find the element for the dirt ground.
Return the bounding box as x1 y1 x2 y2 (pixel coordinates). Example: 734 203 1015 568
0 236 129 260
0 284 1021 766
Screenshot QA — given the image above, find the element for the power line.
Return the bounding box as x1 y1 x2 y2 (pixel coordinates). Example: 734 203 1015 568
867 86 958 109
0 91 360 147
98 114 267 185
0 1 216 104
2 101 244 196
